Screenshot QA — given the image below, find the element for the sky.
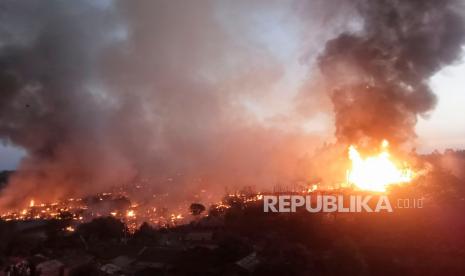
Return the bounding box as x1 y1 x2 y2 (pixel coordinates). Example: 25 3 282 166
0 0 464 171
417 62 465 152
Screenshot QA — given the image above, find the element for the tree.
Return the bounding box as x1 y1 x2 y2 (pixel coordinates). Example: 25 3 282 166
189 203 206 216
132 222 158 244
76 217 127 241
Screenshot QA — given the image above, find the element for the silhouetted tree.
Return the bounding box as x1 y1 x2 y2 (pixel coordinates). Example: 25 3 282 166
76 217 127 242
132 222 158 244
189 203 205 216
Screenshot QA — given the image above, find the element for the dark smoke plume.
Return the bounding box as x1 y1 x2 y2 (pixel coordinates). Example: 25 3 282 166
318 0 465 148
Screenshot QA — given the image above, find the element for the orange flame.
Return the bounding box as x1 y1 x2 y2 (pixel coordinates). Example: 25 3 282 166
347 140 413 192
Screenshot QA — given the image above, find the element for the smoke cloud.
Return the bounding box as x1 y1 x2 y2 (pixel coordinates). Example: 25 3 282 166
0 0 324 208
318 0 465 148
0 0 464 207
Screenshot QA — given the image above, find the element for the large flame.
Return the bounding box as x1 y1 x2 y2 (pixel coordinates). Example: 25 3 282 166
347 140 413 192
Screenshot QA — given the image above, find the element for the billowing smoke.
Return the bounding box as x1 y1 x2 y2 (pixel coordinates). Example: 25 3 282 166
0 0 322 208
1 0 464 208
318 0 465 148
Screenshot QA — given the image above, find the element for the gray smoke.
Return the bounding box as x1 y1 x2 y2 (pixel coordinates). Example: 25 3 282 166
0 0 320 208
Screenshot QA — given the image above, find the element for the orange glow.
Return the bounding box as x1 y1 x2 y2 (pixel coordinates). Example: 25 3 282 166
29 199 35 207
65 226 75 232
347 140 413 192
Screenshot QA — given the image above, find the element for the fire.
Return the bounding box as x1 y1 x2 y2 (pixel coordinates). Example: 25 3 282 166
29 199 35 207
347 140 413 192
65 226 75 232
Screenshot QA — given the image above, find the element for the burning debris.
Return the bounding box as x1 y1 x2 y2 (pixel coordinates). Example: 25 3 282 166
0 185 275 235
0 192 187 233
0 197 85 222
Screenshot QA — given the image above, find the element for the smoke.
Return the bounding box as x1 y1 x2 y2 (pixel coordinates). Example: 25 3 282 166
1 0 464 208
0 0 324 208
318 0 465 148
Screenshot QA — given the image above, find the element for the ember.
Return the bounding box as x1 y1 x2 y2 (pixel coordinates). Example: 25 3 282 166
0 192 188 233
